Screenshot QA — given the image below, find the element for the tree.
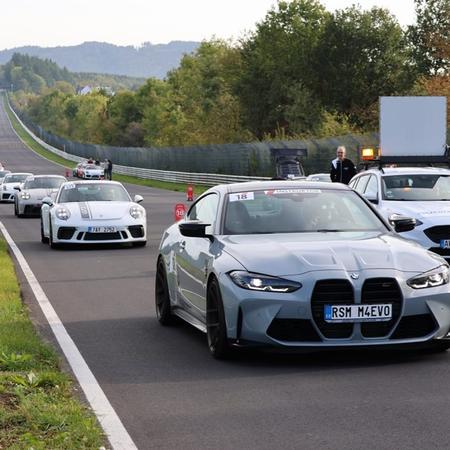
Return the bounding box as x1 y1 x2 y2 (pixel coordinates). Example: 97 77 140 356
409 0 450 75
237 0 329 137
314 6 414 126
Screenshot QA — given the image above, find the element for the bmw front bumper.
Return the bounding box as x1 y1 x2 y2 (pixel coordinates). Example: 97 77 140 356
219 269 450 349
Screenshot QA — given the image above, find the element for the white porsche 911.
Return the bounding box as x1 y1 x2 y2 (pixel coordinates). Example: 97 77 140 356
40 181 147 248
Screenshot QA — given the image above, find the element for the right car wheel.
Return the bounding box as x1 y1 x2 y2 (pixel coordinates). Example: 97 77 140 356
207 277 231 359
155 258 176 325
40 219 49 244
49 222 60 249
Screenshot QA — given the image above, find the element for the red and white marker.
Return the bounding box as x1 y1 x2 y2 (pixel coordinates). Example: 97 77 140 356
174 203 186 222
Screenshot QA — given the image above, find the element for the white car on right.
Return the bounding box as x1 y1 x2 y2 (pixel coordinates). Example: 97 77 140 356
349 167 450 260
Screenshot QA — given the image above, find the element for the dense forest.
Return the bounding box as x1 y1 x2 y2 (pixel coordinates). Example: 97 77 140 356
6 0 450 148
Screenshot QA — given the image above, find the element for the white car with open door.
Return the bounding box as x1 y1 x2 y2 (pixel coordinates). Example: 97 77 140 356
40 180 146 248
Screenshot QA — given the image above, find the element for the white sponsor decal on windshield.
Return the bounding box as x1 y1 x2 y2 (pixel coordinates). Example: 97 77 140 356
63 183 76 190
229 192 254 202
421 210 450 215
264 189 322 195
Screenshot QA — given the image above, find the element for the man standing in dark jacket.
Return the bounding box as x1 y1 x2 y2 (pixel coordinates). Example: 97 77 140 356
330 146 356 184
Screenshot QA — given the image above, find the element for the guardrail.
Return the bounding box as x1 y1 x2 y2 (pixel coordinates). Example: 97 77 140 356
7 97 271 186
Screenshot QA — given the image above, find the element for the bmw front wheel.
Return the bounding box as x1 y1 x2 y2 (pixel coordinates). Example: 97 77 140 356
207 278 231 359
155 258 176 325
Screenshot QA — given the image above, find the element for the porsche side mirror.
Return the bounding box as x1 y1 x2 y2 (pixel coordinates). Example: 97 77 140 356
13 186 21 191
42 197 53 206
389 214 416 233
134 194 144 203
363 192 378 204
179 222 213 241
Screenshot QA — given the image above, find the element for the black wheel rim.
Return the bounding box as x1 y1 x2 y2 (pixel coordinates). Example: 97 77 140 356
207 285 220 351
155 263 166 317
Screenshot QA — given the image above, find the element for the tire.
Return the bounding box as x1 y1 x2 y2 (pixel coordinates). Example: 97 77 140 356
428 341 450 353
206 278 231 359
49 222 60 249
14 201 18 216
133 241 147 248
155 258 176 325
40 219 49 244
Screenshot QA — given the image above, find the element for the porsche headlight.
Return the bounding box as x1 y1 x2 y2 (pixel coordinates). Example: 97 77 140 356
229 271 302 293
20 192 31 200
55 207 71 220
407 265 449 289
130 206 145 219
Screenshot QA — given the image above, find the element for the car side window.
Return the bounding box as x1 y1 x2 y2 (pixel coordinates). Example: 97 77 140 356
348 178 358 189
364 175 378 196
187 194 219 225
354 175 370 194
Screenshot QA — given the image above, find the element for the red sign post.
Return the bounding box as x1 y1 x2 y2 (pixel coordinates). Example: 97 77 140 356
174 203 186 222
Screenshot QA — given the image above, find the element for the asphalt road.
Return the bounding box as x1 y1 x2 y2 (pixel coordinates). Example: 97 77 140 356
1 100 450 450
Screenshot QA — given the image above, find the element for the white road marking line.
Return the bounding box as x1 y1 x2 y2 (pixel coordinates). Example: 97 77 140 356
0 221 138 450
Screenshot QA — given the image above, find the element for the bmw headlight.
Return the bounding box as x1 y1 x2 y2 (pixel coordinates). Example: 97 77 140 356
407 265 449 289
130 206 145 219
20 192 31 200
3 185 6 191
229 271 302 293
55 207 71 220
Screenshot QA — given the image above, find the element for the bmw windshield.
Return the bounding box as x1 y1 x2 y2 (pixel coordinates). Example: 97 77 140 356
4 174 30 183
223 189 387 235
382 174 450 201
58 184 130 203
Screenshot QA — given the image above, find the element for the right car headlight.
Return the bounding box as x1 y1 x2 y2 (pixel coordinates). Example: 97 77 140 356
20 192 31 200
229 271 302 292
407 265 449 289
55 207 71 220
129 206 145 219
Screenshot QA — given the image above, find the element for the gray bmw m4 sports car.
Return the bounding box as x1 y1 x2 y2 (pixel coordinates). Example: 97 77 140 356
156 181 450 358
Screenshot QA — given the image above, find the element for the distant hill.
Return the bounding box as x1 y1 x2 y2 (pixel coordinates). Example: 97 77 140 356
0 41 200 78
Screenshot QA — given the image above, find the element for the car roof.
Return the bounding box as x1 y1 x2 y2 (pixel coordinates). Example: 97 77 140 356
6 172 33 176
28 174 66 179
61 180 122 185
209 180 350 194
358 167 450 176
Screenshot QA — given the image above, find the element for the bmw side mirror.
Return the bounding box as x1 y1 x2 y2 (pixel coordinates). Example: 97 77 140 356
389 214 416 233
134 194 144 203
42 197 53 206
363 192 378 204
179 222 213 241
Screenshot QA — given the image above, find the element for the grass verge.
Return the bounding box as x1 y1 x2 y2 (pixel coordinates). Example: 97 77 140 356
0 239 105 449
3 94 208 196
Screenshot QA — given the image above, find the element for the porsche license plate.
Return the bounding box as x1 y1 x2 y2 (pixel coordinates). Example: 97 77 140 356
440 239 450 249
324 304 392 323
88 226 116 233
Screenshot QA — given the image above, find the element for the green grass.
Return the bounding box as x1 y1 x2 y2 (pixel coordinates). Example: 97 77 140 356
3 94 209 196
0 240 105 449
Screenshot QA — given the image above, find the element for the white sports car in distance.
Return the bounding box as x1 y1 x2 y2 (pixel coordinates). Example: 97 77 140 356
40 181 146 248
1 173 33 202
80 164 104 179
15 175 67 217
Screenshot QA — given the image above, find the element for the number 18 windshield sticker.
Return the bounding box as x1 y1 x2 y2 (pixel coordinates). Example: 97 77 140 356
229 192 255 202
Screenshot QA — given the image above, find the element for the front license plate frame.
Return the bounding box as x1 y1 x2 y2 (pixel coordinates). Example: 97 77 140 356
324 304 392 323
440 239 450 249
88 226 117 233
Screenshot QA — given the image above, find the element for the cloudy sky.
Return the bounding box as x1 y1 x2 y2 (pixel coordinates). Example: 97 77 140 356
1 0 416 50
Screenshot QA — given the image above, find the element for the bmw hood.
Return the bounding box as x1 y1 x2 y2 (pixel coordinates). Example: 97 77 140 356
220 232 444 276
381 201 450 220
63 201 134 220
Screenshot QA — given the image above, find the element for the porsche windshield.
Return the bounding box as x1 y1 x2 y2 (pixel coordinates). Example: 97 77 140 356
24 177 65 190
223 189 386 234
4 174 30 183
382 174 450 201
58 184 130 203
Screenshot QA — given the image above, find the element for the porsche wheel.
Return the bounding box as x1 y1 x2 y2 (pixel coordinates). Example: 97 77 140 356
40 219 49 244
14 201 18 216
49 222 60 249
155 258 176 325
207 278 231 359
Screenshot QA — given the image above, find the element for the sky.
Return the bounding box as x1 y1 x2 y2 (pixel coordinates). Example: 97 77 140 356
0 0 416 50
